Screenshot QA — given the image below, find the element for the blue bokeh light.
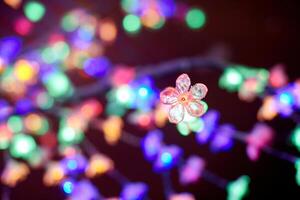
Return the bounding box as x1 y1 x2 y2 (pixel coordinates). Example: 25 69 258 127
63 181 74 194
83 57 111 77
279 92 294 106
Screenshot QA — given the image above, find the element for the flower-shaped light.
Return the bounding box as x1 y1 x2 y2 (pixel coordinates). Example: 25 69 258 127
160 74 208 124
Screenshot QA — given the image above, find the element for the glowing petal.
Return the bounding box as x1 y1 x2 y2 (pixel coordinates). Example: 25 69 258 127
186 101 204 117
176 74 191 94
160 87 179 104
169 104 184 124
191 83 208 100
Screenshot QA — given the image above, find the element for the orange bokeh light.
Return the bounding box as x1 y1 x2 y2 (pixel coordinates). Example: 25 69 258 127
99 20 117 42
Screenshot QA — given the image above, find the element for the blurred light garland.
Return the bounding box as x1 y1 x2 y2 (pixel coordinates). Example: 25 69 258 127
0 0 299 199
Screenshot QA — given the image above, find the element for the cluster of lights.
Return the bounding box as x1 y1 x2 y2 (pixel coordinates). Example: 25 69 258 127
257 82 300 120
10 1 46 36
121 0 206 34
126 102 169 129
141 128 251 200
44 152 113 197
0 1 299 199
182 110 276 162
58 99 102 146
219 65 269 102
219 65 300 122
106 77 158 117
142 130 183 172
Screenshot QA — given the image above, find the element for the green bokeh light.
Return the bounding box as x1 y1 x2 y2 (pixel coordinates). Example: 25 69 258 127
106 102 127 117
123 14 142 34
24 1 45 22
291 126 300 152
27 147 43 167
295 159 300 186
115 85 135 107
53 42 70 61
227 175 250 200
41 42 70 64
44 72 73 98
189 118 204 132
61 13 79 32
201 101 209 114
219 68 243 92
177 122 190 136
7 115 23 133
58 123 84 145
0 139 10 150
9 134 37 159
121 0 139 13
185 8 206 29
41 47 55 64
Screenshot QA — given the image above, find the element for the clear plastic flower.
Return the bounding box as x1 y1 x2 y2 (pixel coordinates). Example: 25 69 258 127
160 74 208 124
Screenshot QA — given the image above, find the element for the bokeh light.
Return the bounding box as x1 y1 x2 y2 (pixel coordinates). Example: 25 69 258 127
123 14 142 34
14 59 37 83
99 20 118 42
43 71 73 98
24 1 45 22
9 134 37 159
185 8 206 29
14 17 33 36
4 0 22 9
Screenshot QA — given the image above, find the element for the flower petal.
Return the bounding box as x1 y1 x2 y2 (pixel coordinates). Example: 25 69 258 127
186 101 205 117
160 87 179 104
168 103 184 124
191 83 208 100
176 74 191 94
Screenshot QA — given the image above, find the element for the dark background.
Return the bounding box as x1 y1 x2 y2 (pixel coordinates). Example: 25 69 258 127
1 0 300 199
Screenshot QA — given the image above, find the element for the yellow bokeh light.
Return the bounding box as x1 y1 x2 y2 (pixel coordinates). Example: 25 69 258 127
102 116 123 145
154 104 168 127
86 154 114 178
14 59 37 83
43 163 65 186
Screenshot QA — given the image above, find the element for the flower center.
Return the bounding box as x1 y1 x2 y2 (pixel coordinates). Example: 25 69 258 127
178 93 190 104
